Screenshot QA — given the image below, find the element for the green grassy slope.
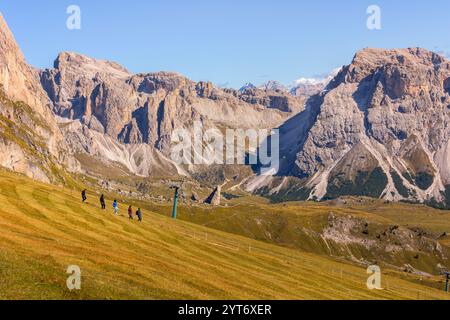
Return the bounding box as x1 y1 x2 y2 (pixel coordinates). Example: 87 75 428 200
0 169 448 300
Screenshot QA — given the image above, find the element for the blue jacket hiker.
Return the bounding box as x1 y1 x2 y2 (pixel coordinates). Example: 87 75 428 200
136 208 142 222
113 200 119 215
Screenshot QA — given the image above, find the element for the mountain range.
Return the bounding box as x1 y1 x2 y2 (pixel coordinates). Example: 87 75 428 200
1 14 449 208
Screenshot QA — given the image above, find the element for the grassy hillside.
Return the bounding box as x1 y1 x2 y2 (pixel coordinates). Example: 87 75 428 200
135 194 450 276
0 169 448 300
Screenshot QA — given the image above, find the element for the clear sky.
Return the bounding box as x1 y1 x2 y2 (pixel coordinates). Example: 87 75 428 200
1 0 449 88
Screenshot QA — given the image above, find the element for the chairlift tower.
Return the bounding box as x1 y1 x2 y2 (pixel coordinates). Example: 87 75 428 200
170 186 180 220
445 272 450 293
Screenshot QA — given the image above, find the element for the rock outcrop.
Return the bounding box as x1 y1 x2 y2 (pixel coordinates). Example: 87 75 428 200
204 186 221 206
321 212 448 271
191 191 199 202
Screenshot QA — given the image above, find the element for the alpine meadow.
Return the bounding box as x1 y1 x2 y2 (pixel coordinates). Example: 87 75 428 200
0 1 450 306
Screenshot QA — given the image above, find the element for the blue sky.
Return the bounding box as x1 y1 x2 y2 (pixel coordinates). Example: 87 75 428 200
1 0 449 88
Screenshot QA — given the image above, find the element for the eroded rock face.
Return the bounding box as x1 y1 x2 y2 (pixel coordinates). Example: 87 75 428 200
34 45 303 180
0 15 48 115
40 52 295 157
0 14 73 183
40 52 134 139
251 48 450 205
0 14 62 150
0 136 49 183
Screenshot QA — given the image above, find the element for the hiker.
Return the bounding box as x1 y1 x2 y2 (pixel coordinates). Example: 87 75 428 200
113 200 119 216
81 189 87 203
100 194 106 210
128 205 133 220
136 208 142 222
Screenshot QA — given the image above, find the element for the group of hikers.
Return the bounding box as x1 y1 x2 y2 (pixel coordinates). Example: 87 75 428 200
82 189 142 222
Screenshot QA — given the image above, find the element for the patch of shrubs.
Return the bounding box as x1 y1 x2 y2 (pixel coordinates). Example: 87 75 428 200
222 193 241 200
324 167 388 200
414 172 434 190
390 171 410 198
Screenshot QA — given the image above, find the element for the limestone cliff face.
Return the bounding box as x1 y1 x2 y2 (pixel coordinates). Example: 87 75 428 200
0 14 72 182
40 52 296 158
0 14 48 114
40 52 134 139
0 14 62 142
251 48 450 206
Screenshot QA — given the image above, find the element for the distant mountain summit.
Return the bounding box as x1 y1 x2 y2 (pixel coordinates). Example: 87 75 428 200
239 82 256 92
289 68 342 97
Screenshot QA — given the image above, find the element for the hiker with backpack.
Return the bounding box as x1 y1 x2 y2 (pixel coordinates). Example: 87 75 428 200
136 208 142 222
128 205 133 220
100 194 106 210
81 189 87 203
113 200 119 216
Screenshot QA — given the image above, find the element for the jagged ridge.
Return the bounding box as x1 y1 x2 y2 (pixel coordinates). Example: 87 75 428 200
249 48 450 207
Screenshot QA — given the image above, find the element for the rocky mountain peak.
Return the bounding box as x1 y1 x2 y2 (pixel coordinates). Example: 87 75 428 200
0 13 50 112
352 47 446 66
335 48 450 87
54 52 131 79
239 82 256 93
0 13 23 60
0 14 69 182
251 47 450 207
